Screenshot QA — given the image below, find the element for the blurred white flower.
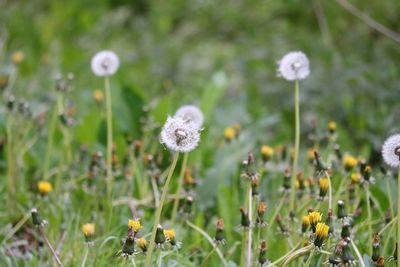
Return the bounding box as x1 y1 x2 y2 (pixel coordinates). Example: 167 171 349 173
174 105 204 129
160 116 201 153
382 134 400 167
91 50 120 77
278 51 310 81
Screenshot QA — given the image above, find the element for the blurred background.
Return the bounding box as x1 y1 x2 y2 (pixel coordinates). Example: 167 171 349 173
1 0 400 165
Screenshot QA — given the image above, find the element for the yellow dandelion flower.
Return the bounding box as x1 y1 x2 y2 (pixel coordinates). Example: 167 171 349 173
82 223 95 237
328 121 337 132
163 229 176 240
314 223 329 247
343 155 358 171
319 177 329 197
351 172 361 183
38 181 53 195
308 211 322 228
307 148 315 162
137 237 148 252
128 219 142 233
261 145 274 161
12 51 24 65
302 215 310 233
224 127 236 141
93 89 104 102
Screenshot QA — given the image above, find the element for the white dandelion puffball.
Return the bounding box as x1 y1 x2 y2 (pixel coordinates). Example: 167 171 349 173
278 51 310 81
160 116 201 153
382 134 400 168
91 50 120 77
174 105 204 129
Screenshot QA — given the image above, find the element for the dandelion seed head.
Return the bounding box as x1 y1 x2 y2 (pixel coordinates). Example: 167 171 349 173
382 134 400 168
160 116 200 153
174 105 204 129
277 51 310 81
91 50 119 77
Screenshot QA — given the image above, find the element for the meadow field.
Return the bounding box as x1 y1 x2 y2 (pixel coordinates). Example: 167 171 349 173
0 0 400 266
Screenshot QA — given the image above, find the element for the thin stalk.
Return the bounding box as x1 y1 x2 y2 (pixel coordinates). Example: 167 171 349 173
43 100 59 180
201 246 217 267
324 170 333 210
384 175 394 216
267 241 300 266
397 165 400 263
268 192 287 228
365 185 372 255
289 80 300 212
281 245 312 266
185 220 227 266
104 76 113 199
247 187 252 267
6 116 14 196
378 216 397 236
81 246 89 267
131 258 137 267
38 227 64 267
144 153 179 267
171 152 189 224
303 249 315 267
349 239 366 267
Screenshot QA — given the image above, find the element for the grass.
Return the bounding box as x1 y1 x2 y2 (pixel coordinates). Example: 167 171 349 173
0 0 400 266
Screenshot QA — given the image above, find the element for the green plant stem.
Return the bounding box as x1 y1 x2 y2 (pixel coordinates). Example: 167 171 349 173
268 192 287 228
281 244 312 266
38 226 64 267
324 170 333 211
384 174 394 216
81 246 89 267
201 246 217 267
171 152 189 224
267 241 300 266
303 249 315 267
397 165 400 263
289 80 300 212
247 187 252 267
365 185 372 255
378 216 397 236
104 76 113 199
6 116 14 197
185 220 227 266
144 153 179 267
43 99 59 180
349 239 366 267
131 258 137 267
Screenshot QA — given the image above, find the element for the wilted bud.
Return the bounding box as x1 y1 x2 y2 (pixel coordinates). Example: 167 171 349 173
31 208 47 227
340 221 351 239
240 208 250 228
215 218 225 245
121 235 135 256
372 233 381 263
258 240 269 265
155 225 166 246
325 209 334 236
337 200 347 220
256 201 267 227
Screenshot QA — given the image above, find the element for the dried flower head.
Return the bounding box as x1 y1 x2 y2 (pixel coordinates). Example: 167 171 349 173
174 105 204 129
382 134 400 167
38 181 53 195
160 116 201 152
215 218 225 245
277 51 310 81
91 50 120 77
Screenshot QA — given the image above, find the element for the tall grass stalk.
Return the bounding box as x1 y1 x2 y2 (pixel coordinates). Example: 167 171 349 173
171 152 189 224
289 80 300 212
104 76 113 199
144 152 179 267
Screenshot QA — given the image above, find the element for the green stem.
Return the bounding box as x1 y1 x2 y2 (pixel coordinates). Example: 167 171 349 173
397 165 400 263
324 170 333 210
267 241 300 266
81 246 89 267
303 249 315 267
349 239 366 267
171 152 189 224
365 185 372 255
201 246 217 267
43 99 59 180
378 216 397 236
247 187 252 267
144 153 180 267
104 76 113 199
289 80 300 212
384 174 394 216
6 116 14 196
185 220 227 266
